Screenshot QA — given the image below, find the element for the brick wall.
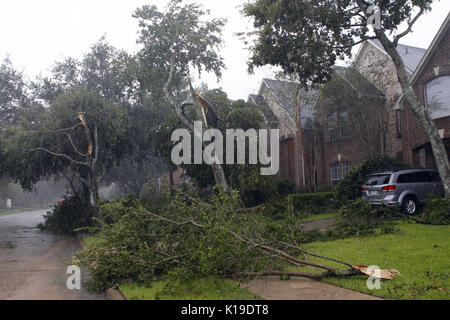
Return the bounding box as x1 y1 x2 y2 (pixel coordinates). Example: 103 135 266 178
401 27 450 166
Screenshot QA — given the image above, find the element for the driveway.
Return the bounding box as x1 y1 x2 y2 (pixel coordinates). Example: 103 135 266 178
0 209 107 300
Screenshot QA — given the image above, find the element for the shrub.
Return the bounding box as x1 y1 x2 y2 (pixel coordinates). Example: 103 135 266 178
76 189 309 291
335 156 409 204
236 168 295 207
39 193 95 235
289 192 336 214
420 196 450 225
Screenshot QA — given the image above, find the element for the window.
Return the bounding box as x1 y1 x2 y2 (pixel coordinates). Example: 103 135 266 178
330 161 352 186
395 111 402 137
415 172 430 183
397 172 431 183
397 173 413 184
365 174 391 186
328 111 351 143
429 171 442 183
425 76 450 119
328 113 339 143
340 111 351 140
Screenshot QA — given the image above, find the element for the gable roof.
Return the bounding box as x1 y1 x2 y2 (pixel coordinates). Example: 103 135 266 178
394 12 450 110
248 94 279 123
262 78 299 115
257 78 319 129
409 12 450 85
356 39 426 74
332 66 384 98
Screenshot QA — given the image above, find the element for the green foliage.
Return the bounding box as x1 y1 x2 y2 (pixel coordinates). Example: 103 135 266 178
335 157 408 204
263 192 336 221
76 189 304 291
134 0 225 78
0 57 29 125
289 192 336 214
234 167 295 207
39 193 95 235
242 0 433 87
421 196 450 225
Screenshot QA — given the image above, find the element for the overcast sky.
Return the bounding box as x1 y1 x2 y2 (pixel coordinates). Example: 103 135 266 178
0 1 449 100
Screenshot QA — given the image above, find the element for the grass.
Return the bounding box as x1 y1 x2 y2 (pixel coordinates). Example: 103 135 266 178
119 277 261 300
291 221 450 300
0 211 14 216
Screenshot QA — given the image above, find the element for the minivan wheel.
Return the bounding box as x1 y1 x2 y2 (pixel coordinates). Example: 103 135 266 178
402 197 418 215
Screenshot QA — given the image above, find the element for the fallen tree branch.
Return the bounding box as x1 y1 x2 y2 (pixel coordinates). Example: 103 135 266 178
259 245 338 273
236 271 328 279
279 241 354 268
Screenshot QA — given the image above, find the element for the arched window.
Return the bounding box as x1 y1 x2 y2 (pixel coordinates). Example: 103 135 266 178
425 76 450 120
330 161 352 186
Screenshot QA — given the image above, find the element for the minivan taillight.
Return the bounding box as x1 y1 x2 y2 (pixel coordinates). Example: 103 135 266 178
382 185 396 193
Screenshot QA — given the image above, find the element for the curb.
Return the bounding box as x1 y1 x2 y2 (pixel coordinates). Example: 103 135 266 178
106 288 127 300
76 233 127 300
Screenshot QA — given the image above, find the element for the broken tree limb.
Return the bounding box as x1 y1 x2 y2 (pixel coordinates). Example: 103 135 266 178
279 241 354 268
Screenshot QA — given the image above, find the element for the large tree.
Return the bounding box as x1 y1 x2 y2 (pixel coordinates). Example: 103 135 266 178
133 0 230 191
0 58 29 125
2 87 129 205
243 0 450 197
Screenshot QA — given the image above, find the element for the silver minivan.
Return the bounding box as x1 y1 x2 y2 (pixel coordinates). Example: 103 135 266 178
362 169 445 215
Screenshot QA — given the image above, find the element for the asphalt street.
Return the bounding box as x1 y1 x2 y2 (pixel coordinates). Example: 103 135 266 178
0 209 107 300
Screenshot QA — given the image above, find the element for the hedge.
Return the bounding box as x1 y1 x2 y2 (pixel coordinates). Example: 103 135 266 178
288 192 336 214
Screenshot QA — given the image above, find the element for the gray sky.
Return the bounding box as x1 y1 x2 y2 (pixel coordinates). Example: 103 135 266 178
1 0 449 100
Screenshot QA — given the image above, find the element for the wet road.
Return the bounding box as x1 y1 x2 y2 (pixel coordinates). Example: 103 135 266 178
0 210 107 300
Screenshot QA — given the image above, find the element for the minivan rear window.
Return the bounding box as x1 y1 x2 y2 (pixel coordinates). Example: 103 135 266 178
365 174 391 186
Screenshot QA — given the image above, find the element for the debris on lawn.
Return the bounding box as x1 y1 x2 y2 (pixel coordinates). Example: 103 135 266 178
352 264 401 280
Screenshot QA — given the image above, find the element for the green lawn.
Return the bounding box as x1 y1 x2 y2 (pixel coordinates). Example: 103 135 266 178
119 277 260 300
294 221 450 300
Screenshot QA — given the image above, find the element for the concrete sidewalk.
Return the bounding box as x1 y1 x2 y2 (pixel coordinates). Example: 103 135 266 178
238 276 381 300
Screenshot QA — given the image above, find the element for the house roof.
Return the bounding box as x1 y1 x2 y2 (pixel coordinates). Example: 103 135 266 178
409 12 450 85
332 66 384 98
394 12 450 110
248 94 279 123
259 78 319 129
357 39 426 74
262 78 299 115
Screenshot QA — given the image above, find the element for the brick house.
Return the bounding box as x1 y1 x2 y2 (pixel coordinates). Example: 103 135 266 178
248 79 318 190
249 13 449 190
313 66 385 188
395 12 450 169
